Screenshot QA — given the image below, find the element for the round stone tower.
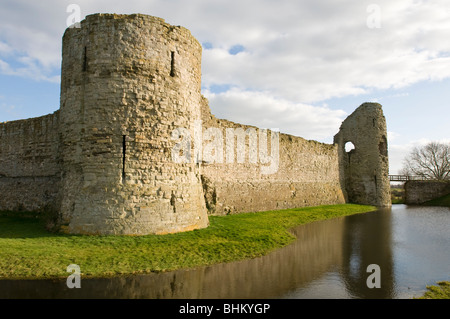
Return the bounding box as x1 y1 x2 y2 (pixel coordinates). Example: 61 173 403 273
334 103 391 207
59 13 209 234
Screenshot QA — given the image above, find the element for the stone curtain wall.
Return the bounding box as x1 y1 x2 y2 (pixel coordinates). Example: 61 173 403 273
0 14 390 235
0 112 61 212
404 180 450 204
200 100 346 215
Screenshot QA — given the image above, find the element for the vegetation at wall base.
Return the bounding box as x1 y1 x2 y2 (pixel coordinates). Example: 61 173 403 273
0 204 375 280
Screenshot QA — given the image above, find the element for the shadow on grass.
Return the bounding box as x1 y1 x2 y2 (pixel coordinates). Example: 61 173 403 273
0 212 62 239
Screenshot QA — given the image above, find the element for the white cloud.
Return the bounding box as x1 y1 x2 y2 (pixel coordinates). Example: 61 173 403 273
0 0 449 150
204 88 347 142
0 102 23 121
198 0 450 103
387 131 400 142
0 58 60 83
0 1 67 82
1 1 449 94
0 42 14 55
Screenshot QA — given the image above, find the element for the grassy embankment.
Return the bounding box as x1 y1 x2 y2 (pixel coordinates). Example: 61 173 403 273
0 204 375 280
422 193 450 207
416 281 450 299
391 185 405 204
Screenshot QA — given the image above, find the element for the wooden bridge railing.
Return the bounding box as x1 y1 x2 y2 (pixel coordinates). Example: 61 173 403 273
389 175 428 182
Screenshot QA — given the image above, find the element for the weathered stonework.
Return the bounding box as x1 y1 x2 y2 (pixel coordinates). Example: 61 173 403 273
200 101 346 215
0 14 391 235
59 14 209 235
0 112 61 213
404 180 450 204
334 103 391 207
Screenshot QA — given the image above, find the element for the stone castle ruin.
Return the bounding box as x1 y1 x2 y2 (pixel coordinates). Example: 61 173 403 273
0 14 391 235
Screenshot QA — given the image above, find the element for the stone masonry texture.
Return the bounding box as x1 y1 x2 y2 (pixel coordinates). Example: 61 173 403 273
0 14 391 235
333 103 391 207
404 180 450 204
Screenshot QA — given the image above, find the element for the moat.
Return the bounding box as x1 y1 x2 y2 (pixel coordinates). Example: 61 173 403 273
0 205 448 299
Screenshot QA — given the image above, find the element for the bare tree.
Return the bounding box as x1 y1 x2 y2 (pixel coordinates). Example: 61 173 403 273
401 142 450 180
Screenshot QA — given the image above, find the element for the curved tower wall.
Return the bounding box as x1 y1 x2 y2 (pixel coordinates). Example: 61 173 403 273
334 103 391 207
59 14 208 234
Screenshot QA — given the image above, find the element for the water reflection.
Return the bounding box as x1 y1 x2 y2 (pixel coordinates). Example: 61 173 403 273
0 205 448 299
340 207 395 299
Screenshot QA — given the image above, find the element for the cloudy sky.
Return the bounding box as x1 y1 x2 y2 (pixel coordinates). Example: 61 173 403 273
1 0 449 174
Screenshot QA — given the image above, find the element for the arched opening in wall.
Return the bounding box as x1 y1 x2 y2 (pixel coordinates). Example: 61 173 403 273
345 141 355 153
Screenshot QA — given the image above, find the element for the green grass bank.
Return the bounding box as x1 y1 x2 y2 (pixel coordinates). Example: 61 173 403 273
0 204 375 280
422 193 450 207
416 281 450 299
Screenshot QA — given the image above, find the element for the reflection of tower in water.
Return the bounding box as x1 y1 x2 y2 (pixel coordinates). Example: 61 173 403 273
340 208 395 298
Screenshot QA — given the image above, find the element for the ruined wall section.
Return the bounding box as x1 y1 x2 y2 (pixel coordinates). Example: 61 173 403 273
334 103 391 207
0 112 61 212
59 14 208 234
199 99 346 215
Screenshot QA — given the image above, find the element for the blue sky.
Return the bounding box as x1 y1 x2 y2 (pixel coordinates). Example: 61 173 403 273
1 0 449 174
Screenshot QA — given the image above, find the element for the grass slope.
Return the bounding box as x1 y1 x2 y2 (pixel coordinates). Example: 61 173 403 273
0 204 375 280
422 193 450 207
416 281 450 299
